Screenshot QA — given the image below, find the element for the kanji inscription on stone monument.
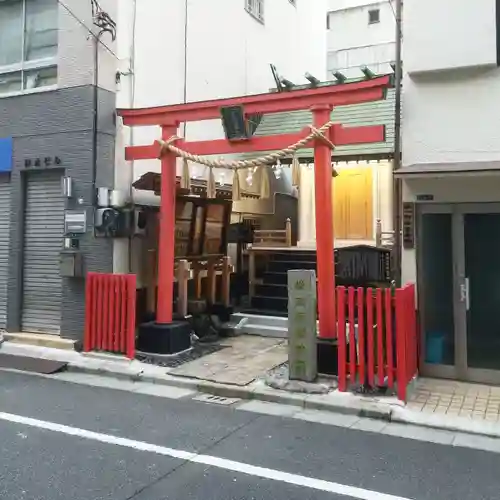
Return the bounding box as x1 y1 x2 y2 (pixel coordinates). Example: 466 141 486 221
287 269 317 382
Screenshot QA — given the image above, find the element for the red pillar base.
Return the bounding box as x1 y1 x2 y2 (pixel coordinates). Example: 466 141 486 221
137 320 192 355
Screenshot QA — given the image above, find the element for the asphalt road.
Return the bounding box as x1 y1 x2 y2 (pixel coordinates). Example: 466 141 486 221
0 369 499 500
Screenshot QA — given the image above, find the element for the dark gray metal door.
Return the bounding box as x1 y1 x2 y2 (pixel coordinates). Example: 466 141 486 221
0 177 11 330
22 172 64 334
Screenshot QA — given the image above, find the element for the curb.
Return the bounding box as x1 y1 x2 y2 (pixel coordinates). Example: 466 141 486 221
7 353 500 439
391 407 500 439
7 341 498 439
66 362 393 421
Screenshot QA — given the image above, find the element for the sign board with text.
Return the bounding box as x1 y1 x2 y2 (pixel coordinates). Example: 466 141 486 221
287 269 317 382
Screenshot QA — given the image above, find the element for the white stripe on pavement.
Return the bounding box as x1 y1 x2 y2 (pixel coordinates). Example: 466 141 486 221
0 411 414 500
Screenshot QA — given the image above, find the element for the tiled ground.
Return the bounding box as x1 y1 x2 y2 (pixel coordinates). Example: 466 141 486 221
408 378 500 422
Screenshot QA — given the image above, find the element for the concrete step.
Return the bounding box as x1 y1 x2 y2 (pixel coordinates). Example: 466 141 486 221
231 313 287 329
230 313 288 339
241 324 288 339
231 313 338 340
3 332 76 351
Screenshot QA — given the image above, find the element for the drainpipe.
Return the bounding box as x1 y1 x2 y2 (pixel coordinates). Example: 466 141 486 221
392 0 403 285
127 0 138 272
182 0 189 137
91 29 106 208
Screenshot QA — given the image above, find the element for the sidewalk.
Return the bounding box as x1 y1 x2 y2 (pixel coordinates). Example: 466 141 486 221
1 338 500 439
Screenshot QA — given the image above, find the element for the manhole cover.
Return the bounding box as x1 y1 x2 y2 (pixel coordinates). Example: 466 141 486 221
192 394 241 406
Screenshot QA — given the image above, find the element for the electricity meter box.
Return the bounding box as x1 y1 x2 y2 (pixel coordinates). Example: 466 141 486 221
60 251 83 278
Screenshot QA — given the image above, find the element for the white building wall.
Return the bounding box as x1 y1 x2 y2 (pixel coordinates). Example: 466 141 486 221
113 0 327 274
116 0 327 195
58 0 117 91
402 71 500 167
326 0 395 79
402 0 500 168
401 0 500 285
404 0 497 75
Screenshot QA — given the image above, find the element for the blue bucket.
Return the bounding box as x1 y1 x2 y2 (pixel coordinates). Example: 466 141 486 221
425 332 445 364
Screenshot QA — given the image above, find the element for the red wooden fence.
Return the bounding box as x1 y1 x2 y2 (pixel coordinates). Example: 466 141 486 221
395 284 418 401
336 284 417 402
84 273 137 359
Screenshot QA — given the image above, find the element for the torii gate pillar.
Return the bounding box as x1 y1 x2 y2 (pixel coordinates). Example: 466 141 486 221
157 124 178 324
312 105 336 338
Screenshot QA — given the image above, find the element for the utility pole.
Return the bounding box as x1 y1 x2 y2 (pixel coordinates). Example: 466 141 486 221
90 0 116 207
392 0 403 285
183 0 189 138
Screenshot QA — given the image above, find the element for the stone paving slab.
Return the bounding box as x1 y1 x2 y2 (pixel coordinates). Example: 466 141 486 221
170 336 287 386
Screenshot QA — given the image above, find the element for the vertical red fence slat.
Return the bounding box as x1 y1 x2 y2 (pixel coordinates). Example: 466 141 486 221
403 284 417 383
108 276 116 351
96 274 104 350
384 289 394 388
337 287 347 392
119 276 127 354
366 288 375 387
376 288 384 385
112 277 120 352
83 272 95 353
126 274 137 360
357 288 366 384
103 275 111 351
410 285 418 378
347 287 356 381
84 273 137 359
395 286 408 401
91 275 99 351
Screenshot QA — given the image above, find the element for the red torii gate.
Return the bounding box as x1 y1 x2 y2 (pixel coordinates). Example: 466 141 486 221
118 75 391 339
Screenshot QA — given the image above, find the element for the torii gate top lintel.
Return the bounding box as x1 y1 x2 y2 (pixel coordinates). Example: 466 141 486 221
120 75 393 338
117 74 392 127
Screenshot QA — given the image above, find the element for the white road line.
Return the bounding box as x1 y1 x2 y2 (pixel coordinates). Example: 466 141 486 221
0 411 414 500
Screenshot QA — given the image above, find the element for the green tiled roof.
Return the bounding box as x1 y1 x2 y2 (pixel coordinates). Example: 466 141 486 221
241 88 395 160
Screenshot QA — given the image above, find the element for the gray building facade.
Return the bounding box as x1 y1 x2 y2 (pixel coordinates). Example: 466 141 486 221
0 0 119 341
0 85 116 340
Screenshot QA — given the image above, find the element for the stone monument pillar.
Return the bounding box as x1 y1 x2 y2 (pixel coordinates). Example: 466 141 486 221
287 269 318 382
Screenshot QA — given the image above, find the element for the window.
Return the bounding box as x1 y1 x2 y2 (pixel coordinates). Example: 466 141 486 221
246 0 264 23
0 0 58 96
368 8 380 24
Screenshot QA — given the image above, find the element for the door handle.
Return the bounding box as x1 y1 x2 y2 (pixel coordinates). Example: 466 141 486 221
460 278 470 311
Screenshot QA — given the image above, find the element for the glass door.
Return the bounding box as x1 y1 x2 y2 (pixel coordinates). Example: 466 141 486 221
418 205 460 379
418 203 500 383
461 205 500 384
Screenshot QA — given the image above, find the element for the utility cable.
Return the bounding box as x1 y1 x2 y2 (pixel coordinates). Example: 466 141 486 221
57 0 120 60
